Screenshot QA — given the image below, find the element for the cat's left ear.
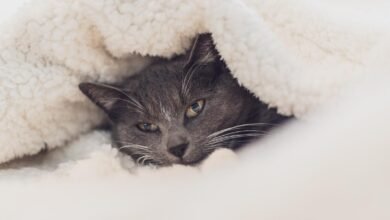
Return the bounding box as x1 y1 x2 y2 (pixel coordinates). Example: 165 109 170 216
79 82 127 116
185 33 220 69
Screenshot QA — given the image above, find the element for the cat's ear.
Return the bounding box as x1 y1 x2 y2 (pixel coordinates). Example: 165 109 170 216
185 33 220 69
79 82 127 114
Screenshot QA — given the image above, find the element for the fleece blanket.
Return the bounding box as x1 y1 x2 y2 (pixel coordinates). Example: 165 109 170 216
0 0 390 219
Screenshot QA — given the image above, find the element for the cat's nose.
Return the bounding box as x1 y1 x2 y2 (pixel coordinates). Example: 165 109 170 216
168 142 189 159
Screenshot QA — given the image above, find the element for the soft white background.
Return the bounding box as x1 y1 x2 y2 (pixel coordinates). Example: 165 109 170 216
0 0 29 22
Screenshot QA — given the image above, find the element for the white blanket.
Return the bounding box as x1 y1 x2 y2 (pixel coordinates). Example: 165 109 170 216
0 0 390 219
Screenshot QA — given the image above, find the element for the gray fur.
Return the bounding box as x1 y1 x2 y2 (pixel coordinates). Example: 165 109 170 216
79 33 290 166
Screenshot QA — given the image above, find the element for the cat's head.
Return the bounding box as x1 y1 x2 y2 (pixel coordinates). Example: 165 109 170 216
79 33 283 166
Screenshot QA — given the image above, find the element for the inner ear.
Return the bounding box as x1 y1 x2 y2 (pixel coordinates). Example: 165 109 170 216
184 33 220 71
79 82 129 115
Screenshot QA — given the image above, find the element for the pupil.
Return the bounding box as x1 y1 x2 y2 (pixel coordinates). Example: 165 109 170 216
192 103 200 111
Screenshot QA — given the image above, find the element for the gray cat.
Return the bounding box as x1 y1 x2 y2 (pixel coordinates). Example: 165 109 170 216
79 33 289 166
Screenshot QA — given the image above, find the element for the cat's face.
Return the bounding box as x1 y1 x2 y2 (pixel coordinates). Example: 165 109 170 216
80 34 287 166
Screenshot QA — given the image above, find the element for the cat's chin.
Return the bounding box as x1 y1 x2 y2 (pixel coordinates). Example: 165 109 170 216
180 157 207 166
150 153 212 167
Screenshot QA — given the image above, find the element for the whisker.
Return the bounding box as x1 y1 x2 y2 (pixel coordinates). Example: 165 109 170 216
116 142 154 156
142 156 151 165
118 145 151 151
96 83 145 111
204 139 259 152
181 64 205 99
182 65 197 97
208 130 266 139
205 132 264 148
207 133 264 145
207 123 275 138
100 97 144 113
115 141 149 149
136 155 151 165
201 123 278 152
116 142 157 166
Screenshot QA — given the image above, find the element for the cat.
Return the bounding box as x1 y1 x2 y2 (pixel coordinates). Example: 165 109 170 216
79 33 290 166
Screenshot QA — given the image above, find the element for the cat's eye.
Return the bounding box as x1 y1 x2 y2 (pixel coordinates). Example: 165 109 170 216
186 99 205 118
136 123 159 132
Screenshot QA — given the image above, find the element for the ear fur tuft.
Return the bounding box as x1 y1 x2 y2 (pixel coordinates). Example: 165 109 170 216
79 82 126 114
185 33 220 69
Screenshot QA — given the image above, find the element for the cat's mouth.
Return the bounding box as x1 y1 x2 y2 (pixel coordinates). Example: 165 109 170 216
128 139 257 167
130 150 212 167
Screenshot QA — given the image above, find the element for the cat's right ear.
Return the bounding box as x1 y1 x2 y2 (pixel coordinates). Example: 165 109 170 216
185 33 220 69
79 82 126 115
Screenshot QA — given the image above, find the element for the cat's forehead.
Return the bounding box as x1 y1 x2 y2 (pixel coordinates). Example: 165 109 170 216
134 64 184 99
141 85 183 117
123 64 186 120
121 58 222 121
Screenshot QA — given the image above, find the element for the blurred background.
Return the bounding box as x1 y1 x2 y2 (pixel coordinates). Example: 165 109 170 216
0 0 30 23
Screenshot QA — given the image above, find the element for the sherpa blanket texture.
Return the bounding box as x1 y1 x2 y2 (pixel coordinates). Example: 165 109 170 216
0 0 390 219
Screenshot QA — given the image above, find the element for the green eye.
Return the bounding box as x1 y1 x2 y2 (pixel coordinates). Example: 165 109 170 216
186 99 205 118
136 123 159 132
